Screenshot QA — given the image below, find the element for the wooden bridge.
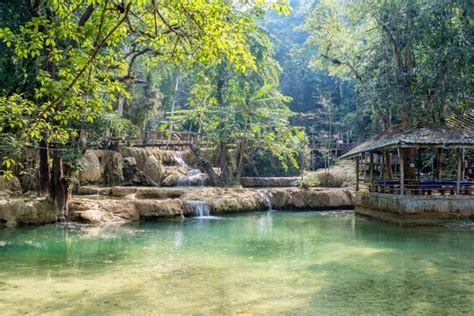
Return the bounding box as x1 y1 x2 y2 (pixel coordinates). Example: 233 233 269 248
111 131 199 151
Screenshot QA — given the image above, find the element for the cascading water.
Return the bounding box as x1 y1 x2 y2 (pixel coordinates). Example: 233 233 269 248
185 200 211 218
173 152 209 187
174 151 189 169
257 190 273 211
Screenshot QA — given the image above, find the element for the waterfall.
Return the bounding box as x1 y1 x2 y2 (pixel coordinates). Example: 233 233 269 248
257 190 273 211
174 151 190 169
185 200 211 217
173 151 209 187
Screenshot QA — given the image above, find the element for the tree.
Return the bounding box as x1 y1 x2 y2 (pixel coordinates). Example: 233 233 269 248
0 0 290 217
169 25 305 185
304 0 472 180
305 0 472 129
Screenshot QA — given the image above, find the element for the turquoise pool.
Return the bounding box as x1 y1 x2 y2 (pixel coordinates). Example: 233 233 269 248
0 211 472 315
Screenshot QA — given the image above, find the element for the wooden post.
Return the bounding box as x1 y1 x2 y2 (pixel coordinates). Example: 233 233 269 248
369 152 374 192
380 151 385 193
380 151 385 177
356 156 360 192
399 147 404 195
456 148 462 195
436 148 443 180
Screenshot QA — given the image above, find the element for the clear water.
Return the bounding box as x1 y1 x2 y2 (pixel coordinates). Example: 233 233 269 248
0 211 472 315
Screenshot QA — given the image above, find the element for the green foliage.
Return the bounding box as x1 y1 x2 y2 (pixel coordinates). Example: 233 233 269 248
167 23 306 175
88 113 138 149
304 0 472 131
0 0 292 176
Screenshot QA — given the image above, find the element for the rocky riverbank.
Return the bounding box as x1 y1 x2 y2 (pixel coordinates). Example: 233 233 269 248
0 186 354 226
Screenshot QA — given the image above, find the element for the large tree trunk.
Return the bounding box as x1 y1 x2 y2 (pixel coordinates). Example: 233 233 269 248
235 140 246 181
217 142 232 186
39 137 49 195
49 143 68 221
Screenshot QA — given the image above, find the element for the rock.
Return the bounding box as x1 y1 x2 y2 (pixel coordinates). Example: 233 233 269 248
269 188 354 210
159 150 180 165
123 156 137 166
77 186 111 195
134 187 186 199
101 151 124 186
143 156 165 182
119 147 165 169
181 188 267 214
122 157 157 186
66 187 354 225
160 166 188 186
0 175 22 192
79 150 103 185
69 199 138 224
0 198 56 226
134 199 187 218
110 186 139 197
304 160 356 188
240 177 298 187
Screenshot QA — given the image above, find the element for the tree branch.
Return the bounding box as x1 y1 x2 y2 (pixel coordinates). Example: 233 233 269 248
78 4 96 27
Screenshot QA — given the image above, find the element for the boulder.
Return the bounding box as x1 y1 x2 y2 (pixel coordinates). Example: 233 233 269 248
101 151 124 186
122 157 157 186
134 199 187 218
143 156 165 182
69 199 139 224
79 150 102 184
0 198 56 226
160 166 188 186
123 156 137 167
0 175 22 192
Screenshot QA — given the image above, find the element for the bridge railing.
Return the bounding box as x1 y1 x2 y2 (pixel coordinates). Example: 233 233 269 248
110 131 200 150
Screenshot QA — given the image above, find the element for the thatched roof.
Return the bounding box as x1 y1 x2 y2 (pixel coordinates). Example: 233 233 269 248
340 114 474 159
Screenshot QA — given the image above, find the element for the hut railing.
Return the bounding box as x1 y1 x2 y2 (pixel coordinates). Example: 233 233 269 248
372 179 474 195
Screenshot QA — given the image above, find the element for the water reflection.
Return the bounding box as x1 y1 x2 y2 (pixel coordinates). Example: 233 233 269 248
256 212 273 235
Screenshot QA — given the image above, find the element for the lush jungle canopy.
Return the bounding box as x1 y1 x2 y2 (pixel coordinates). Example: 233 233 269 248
0 0 472 212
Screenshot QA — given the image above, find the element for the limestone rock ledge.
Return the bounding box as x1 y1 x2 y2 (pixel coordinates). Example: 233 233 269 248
69 187 355 224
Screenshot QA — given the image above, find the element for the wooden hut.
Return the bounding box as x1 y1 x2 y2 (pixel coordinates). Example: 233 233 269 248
340 120 474 225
